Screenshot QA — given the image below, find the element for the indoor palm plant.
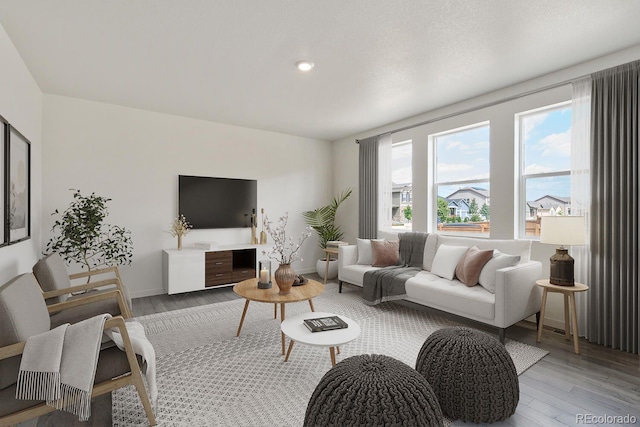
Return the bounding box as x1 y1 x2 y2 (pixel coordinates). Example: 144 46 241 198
302 188 352 278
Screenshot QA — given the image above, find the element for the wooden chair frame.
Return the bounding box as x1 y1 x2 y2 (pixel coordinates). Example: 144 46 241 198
0 294 155 426
42 265 133 319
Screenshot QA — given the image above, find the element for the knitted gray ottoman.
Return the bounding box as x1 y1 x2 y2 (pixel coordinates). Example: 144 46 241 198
415 327 519 423
304 354 443 427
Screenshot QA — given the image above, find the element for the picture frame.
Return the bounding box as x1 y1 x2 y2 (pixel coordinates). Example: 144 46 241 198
8 125 30 244
0 116 6 247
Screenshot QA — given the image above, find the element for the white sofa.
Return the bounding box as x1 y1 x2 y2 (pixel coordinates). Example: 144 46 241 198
338 234 543 341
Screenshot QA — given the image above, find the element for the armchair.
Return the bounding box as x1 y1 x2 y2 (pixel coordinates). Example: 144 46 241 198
0 273 156 426
33 253 132 327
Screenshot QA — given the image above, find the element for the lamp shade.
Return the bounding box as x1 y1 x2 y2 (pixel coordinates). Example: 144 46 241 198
540 216 586 246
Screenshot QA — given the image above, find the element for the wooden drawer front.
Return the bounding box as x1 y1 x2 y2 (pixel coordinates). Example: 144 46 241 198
205 272 234 287
206 251 232 272
233 268 256 282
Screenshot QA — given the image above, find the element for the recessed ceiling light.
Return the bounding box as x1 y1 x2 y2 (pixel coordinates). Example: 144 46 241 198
296 61 314 72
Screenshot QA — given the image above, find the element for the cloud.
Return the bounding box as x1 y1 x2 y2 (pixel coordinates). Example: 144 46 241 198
523 112 550 140
524 164 552 174
445 140 462 150
538 129 571 157
392 167 412 184
473 140 490 150
438 163 474 173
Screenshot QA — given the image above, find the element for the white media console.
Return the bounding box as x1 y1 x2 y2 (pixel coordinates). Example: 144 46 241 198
163 244 263 294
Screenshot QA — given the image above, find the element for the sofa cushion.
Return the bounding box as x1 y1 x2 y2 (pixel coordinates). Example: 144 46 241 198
405 272 495 320
422 234 439 271
356 238 384 265
430 244 469 280
478 251 521 293
436 236 531 263
455 246 494 287
0 274 51 390
340 264 381 287
33 253 72 304
371 240 399 267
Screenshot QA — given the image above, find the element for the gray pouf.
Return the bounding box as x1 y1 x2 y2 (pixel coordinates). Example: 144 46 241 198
415 327 519 423
304 354 443 427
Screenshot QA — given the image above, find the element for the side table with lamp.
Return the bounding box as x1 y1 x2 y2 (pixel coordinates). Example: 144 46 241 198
537 216 588 354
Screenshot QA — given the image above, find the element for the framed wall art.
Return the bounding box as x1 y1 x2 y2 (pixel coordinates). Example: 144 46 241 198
1 116 6 247
8 125 30 244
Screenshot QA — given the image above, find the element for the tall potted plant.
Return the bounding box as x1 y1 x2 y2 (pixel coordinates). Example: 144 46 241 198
45 189 134 276
302 188 352 278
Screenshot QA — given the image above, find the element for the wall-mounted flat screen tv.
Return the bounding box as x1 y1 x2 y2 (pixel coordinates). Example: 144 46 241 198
178 175 257 229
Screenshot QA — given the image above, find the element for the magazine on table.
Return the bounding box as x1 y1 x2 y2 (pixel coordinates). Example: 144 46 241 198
303 316 349 332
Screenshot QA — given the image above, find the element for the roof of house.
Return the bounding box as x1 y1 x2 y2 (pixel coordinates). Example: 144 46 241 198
445 187 489 200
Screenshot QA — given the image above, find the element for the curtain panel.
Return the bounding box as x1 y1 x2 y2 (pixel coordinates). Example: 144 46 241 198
359 136 379 239
589 60 639 354
571 77 592 337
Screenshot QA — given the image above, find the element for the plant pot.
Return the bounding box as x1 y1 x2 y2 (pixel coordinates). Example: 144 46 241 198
274 263 296 295
316 258 338 280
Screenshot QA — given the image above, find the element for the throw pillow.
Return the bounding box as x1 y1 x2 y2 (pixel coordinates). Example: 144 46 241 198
478 251 521 293
371 240 400 267
455 246 495 287
430 244 469 280
422 234 439 271
356 238 384 265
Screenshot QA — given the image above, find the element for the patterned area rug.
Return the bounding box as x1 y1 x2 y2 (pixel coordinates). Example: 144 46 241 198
112 282 548 426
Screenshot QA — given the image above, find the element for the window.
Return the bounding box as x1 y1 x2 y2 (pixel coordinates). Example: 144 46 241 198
391 141 412 230
517 102 572 237
433 123 490 236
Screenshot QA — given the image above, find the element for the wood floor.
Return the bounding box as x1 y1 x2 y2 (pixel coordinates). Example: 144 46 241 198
20 275 639 427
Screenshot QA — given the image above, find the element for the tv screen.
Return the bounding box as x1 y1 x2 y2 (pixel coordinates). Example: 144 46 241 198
178 175 257 229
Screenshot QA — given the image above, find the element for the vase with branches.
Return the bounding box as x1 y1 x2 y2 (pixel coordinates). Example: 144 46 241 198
168 214 192 250
262 212 312 294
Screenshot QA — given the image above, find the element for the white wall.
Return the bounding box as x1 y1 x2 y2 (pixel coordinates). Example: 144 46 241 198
0 24 43 285
332 45 640 329
42 95 333 298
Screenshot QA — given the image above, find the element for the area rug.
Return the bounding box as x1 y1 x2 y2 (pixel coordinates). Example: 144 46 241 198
112 282 548 426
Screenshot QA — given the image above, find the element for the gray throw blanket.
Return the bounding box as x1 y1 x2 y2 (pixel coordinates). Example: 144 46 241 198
362 232 428 305
16 314 109 421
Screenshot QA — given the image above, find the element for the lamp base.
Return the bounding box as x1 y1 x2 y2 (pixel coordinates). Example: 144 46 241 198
549 248 575 286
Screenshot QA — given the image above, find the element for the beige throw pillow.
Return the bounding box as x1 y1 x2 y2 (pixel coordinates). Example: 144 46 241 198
430 245 469 280
371 240 400 267
455 246 495 287
357 238 385 265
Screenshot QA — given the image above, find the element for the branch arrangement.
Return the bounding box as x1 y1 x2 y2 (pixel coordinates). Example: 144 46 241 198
262 213 312 264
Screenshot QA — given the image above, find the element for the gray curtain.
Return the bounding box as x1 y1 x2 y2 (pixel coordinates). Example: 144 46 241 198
589 60 639 354
359 136 378 238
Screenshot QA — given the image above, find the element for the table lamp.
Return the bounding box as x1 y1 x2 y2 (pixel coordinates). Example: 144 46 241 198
540 216 586 286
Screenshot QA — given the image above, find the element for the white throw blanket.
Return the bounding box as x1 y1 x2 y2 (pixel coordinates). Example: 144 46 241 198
16 314 109 421
105 320 157 405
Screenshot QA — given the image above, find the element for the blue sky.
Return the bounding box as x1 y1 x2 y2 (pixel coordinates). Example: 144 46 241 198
392 104 572 201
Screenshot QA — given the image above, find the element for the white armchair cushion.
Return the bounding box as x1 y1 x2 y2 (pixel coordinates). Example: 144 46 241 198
430 244 469 280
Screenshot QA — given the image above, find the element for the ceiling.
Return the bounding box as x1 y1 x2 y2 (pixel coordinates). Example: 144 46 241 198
1 1 640 141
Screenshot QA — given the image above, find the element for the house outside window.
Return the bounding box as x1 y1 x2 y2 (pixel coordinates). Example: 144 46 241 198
433 122 490 236
517 102 572 238
390 140 412 230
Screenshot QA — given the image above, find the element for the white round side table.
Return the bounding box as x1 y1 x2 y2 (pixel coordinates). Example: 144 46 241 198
281 311 361 366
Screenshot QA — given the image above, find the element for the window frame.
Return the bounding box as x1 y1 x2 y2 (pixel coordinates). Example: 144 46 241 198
516 100 572 239
430 121 490 236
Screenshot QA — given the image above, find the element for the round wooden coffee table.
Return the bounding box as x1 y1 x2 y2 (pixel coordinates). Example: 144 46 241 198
233 278 324 355
281 311 360 366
